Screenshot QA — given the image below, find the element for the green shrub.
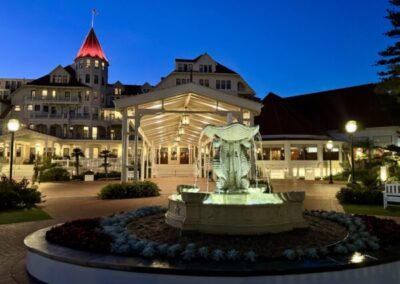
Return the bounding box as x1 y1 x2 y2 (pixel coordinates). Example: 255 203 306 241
40 167 70 182
336 182 383 205
98 181 160 199
0 176 42 210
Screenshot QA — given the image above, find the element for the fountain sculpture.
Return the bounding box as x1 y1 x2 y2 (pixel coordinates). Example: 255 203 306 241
166 123 308 235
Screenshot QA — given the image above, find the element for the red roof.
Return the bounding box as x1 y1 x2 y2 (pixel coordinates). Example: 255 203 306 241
75 28 108 63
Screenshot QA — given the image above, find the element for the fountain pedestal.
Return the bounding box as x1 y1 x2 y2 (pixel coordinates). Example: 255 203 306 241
166 192 308 235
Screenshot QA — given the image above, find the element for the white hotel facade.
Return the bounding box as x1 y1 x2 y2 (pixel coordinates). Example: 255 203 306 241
0 27 398 181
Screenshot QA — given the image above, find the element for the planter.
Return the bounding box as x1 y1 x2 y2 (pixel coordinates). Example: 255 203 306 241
84 175 94 182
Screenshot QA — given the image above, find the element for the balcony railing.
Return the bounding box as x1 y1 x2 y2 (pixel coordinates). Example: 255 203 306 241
25 96 81 103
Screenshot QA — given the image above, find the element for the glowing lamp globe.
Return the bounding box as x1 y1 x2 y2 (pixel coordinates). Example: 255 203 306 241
7 119 20 132
326 140 333 150
345 120 357 134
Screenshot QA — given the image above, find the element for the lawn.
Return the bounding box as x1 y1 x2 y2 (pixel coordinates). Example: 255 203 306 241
0 207 51 225
342 204 400 217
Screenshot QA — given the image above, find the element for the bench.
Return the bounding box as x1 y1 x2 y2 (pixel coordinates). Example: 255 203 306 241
383 183 400 209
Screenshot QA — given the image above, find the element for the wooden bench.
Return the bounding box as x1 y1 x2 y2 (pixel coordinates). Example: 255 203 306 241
383 183 400 208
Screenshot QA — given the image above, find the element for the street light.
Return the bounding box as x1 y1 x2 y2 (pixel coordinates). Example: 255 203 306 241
326 140 334 184
345 120 357 184
7 119 20 180
34 143 41 184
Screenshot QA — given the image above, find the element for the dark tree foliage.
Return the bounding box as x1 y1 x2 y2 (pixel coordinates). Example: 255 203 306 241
377 0 400 94
71 148 84 176
99 149 111 178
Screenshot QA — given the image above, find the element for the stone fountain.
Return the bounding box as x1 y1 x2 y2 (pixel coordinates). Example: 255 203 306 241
166 123 308 235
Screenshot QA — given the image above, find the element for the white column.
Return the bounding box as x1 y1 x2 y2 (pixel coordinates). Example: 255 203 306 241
284 141 291 178
317 142 324 178
121 108 128 182
133 108 140 180
140 140 145 181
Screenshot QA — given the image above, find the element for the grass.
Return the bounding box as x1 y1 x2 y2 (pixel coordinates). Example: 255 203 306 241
0 207 52 225
342 204 400 217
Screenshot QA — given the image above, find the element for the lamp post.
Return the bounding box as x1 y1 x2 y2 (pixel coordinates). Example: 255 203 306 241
345 120 357 184
326 140 334 184
7 119 20 180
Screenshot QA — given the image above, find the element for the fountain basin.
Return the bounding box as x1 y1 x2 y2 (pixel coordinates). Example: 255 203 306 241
165 192 308 235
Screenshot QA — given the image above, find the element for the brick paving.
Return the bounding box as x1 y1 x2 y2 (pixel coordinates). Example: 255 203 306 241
0 178 345 284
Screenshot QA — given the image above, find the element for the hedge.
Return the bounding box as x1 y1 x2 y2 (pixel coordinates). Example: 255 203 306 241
39 167 70 182
98 181 160 199
336 183 383 205
0 176 42 210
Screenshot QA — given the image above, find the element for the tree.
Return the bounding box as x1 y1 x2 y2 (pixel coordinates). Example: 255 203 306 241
99 149 111 178
376 0 400 95
71 148 84 176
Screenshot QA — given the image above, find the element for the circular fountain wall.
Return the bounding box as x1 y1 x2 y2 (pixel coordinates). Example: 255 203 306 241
165 191 308 235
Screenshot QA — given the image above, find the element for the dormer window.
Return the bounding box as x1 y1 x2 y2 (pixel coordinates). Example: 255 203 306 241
52 75 69 84
114 88 122 95
177 63 183 71
199 64 212 73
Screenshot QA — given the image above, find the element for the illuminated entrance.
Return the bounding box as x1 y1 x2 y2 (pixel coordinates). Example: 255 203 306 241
114 82 263 181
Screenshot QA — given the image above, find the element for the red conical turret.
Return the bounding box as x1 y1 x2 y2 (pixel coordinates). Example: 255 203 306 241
75 28 108 63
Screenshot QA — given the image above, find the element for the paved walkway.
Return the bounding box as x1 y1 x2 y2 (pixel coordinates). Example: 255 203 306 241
0 178 344 284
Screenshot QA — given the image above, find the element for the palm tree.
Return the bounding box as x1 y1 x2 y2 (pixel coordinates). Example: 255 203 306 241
71 148 84 176
99 149 111 178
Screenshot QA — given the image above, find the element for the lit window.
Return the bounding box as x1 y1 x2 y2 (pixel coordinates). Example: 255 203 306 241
42 90 48 98
29 124 35 129
52 90 56 98
92 127 98 140
94 60 99 69
101 62 105 70
93 91 98 100
31 90 36 97
85 91 90 101
114 88 121 95
83 126 89 138
15 105 21 111
86 59 91 68
27 105 33 111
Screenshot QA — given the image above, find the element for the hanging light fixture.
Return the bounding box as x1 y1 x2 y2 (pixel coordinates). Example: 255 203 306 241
174 136 181 142
181 107 190 125
178 126 185 135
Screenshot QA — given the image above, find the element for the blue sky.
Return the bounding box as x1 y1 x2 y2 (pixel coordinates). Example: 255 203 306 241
0 0 392 98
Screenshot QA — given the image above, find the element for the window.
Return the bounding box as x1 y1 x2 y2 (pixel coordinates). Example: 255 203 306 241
323 146 339 161
83 126 89 138
85 91 90 101
27 105 33 111
177 63 183 71
114 88 121 95
93 91 98 101
238 82 245 91
85 74 90 83
42 90 48 98
216 80 231 90
34 105 40 111
92 127 98 140
199 64 203 72
15 105 21 111
94 75 99 84
290 145 318 160
86 59 91 68
102 76 105 86
31 90 36 98
176 79 181 85
257 147 270 160
79 60 84 69
43 105 49 112
199 79 210 87
208 65 212 72
94 60 99 69
65 91 70 100
52 90 56 98
101 62 105 70
257 145 284 160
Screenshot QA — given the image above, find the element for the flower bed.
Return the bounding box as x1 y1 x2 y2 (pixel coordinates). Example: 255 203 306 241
98 181 160 199
45 207 392 263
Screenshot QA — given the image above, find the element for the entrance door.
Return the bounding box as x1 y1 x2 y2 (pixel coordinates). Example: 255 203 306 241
159 147 168 164
180 147 189 164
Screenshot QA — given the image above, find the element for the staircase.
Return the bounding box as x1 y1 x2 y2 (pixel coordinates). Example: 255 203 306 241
153 164 197 177
0 164 34 180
